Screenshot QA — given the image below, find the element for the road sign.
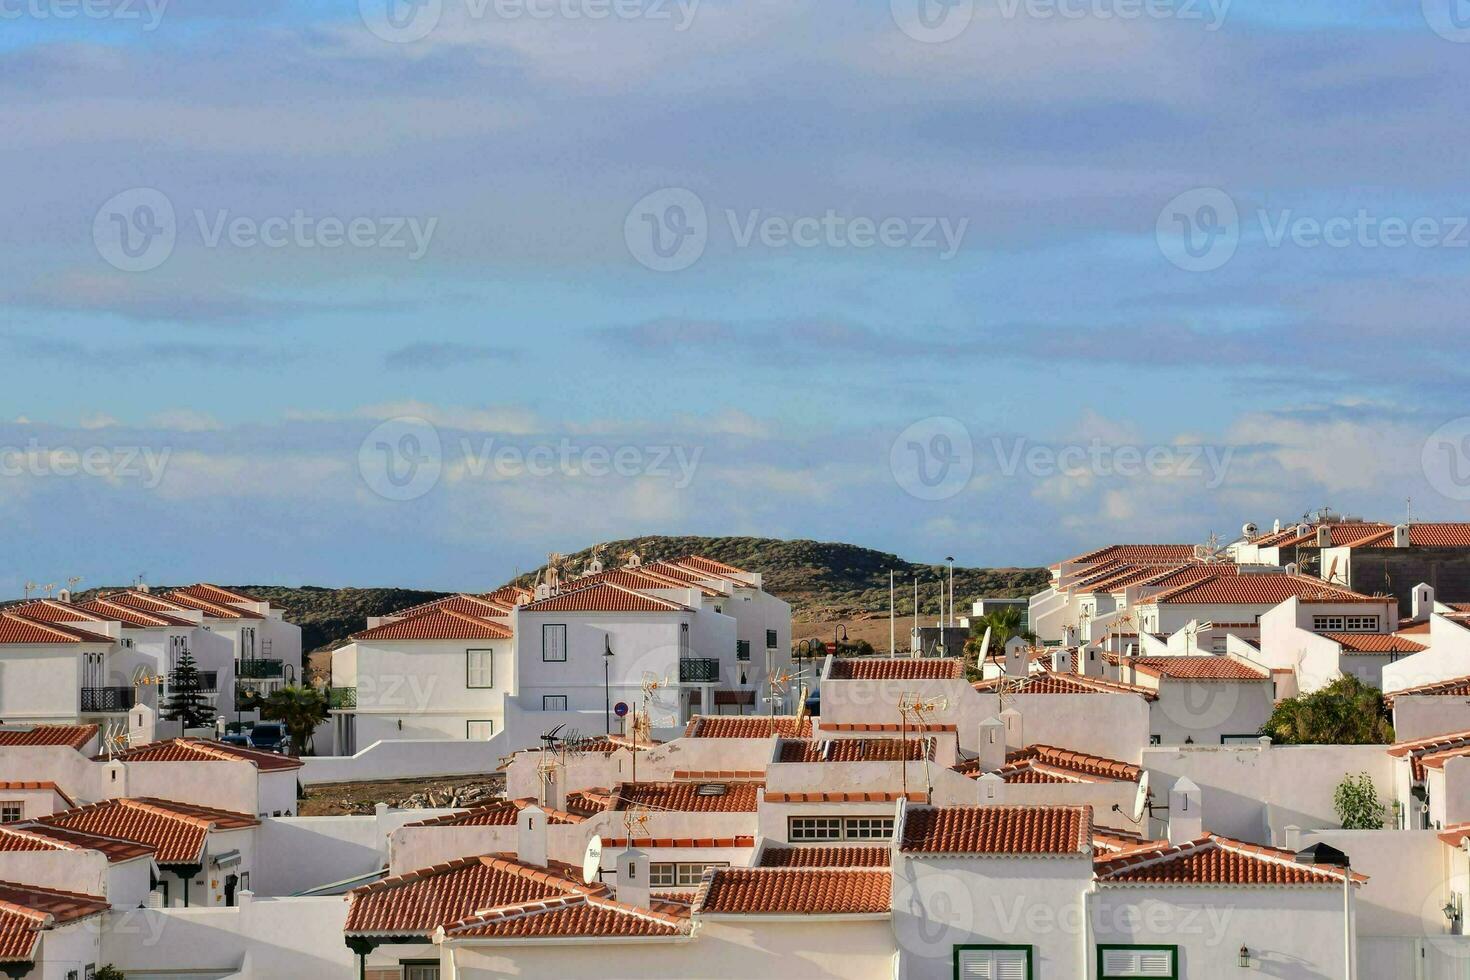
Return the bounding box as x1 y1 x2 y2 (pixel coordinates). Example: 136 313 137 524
614 701 629 718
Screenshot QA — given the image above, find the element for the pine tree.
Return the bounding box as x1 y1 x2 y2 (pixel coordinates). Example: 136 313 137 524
162 649 216 730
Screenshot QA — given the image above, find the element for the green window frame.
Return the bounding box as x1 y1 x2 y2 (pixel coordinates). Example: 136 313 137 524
466 648 494 689
953 944 1033 980
1097 943 1179 979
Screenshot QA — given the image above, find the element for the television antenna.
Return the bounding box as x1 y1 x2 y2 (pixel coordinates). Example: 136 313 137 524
22 582 35 600
898 693 948 801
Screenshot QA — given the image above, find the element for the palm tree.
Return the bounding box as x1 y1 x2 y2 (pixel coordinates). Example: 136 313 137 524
259 685 329 756
1262 675 1393 745
963 605 1035 680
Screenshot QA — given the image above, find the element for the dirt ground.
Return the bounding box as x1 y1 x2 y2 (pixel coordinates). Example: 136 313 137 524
793 617 936 654
299 773 505 816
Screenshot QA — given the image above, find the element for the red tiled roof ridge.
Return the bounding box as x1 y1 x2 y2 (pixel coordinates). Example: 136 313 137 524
522 581 691 613
1093 834 1367 885
401 799 584 828
162 589 261 619
387 593 513 621
602 836 754 848
1385 675 1470 703
900 804 1093 856
351 606 513 641
0 612 113 644
176 582 264 605
692 867 892 916
765 791 926 803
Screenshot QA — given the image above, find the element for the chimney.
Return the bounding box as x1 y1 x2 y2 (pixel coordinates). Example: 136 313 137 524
1284 562 1299 577
517 804 548 868
1051 647 1074 673
1316 526 1331 548
129 703 156 746
57 589 71 604
1395 524 1411 548
1413 583 1435 621
1080 645 1103 677
976 772 1004 804
977 717 1006 773
1003 636 1029 679
1000 707 1023 751
1168 777 1203 844
616 847 651 910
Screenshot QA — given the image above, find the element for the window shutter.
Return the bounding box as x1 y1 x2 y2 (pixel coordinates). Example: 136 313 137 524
994 951 1028 980
957 949 1028 980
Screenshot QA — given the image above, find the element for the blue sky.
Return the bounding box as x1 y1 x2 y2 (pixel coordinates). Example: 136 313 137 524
4 0 1470 594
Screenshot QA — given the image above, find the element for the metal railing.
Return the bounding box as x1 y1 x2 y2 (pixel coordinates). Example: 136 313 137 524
81 687 135 713
236 659 284 679
168 670 218 693
328 687 357 709
678 658 720 683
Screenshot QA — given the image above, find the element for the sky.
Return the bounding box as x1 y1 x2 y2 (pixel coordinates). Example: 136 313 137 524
4 0 1470 594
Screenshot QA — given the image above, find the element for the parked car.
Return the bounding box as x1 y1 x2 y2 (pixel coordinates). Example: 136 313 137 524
248 722 291 754
218 733 250 748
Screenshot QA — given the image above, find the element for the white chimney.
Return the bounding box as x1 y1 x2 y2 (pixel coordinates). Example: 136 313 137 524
57 589 71 604
1316 526 1331 548
129 703 156 747
616 847 651 910
517 804 548 868
1051 647 1074 673
1413 583 1435 620
1168 777 1203 845
1080 645 1103 677
977 772 1004 804
1003 636 1029 679
1000 707 1024 751
1395 524 1412 548
977 717 1006 773
1284 562 1299 577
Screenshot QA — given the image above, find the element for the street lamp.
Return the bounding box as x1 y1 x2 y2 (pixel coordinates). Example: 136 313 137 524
946 556 955 629
603 635 615 735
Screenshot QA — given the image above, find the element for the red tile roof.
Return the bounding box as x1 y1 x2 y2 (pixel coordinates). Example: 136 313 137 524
756 845 891 868
1094 835 1366 886
601 836 754 849
675 555 749 577
387 594 512 620
175 583 264 606
1384 675 1470 705
345 854 602 938
1150 573 1384 606
1060 545 1198 567
352 607 512 641
0 882 109 963
828 658 963 681
683 715 811 739
103 737 303 771
0 726 97 751
693 868 890 915
7 600 97 624
1397 524 1470 548
522 582 690 614
9 824 154 863
777 738 930 763
571 568 721 598
990 745 1140 784
1440 823 1470 846
1111 655 1270 681
37 798 256 865
0 613 112 645
583 782 762 814
482 585 534 606
0 782 74 807
765 791 925 804
76 597 193 628
164 589 262 620
973 672 1159 701
900 805 1092 856
444 893 690 939
1320 632 1425 654
817 723 957 734
1389 729 1470 781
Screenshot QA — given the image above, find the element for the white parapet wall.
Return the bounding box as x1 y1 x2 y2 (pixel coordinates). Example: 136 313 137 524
297 736 507 785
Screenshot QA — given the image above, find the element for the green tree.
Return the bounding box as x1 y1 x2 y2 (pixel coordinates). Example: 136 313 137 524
963 606 1035 681
161 649 216 730
260 685 329 756
94 968 126 980
1334 771 1387 829
1261 675 1394 745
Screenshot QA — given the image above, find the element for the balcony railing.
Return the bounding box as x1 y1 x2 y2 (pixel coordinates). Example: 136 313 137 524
168 670 218 693
329 687 357 709
678 658 720 683
237 659 284 679
81 687 135 713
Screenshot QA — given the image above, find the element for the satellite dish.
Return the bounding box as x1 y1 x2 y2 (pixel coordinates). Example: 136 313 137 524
582 835 603 886
1132 770 1151 824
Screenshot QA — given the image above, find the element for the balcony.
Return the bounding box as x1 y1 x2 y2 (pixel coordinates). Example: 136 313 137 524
329 687 357 709
81 687 135 713
678 658 720 683
168 670 218 693
237 659 284 679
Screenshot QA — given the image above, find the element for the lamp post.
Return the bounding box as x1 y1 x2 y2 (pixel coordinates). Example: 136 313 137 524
946 556 955 629
603 635 614 735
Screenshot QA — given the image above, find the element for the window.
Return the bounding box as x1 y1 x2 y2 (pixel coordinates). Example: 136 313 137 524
766 629 778 649
1098 944 1177 978
542 624 567 662
403 963 440 980
466 649 494 688
1313 615 1379 632
680 623 690 658
650 862 728 887
0 802 20 823
542 695 568 711
789 816 894 842
85 966 96 980
737 640 751 661
466 721 495 740
955 945 1031 979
